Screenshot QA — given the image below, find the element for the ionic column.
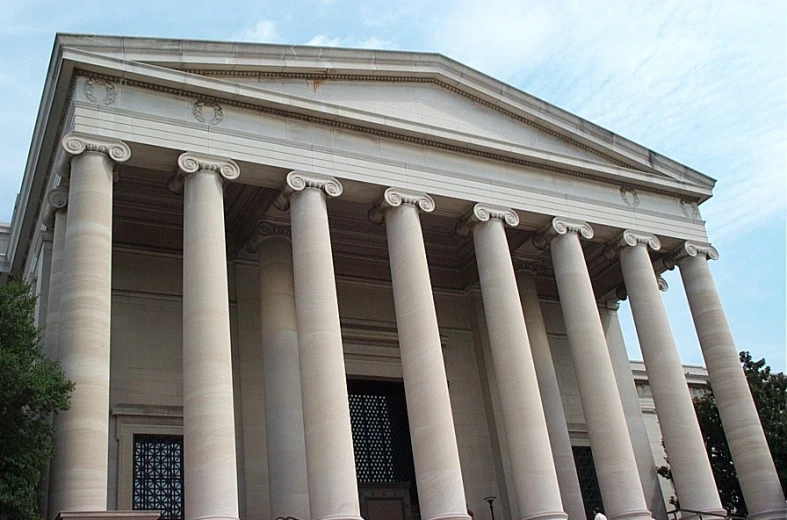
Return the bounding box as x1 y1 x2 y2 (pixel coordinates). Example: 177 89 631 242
252 221 310 520
460 204 566 520
40 186 68 520
276 171 362 520
370 188 470 520
178 152 241 520
514 265 586 520
611 231 723 516
668 242 786 520
49 133 130 516
534 217 652 520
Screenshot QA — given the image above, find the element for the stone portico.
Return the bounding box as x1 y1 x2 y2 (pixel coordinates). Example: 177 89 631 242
3 35 784 520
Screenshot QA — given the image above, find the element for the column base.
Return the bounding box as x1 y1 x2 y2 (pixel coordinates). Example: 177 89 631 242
520 511 568 520
607 510 653 520
746 507 787 520
57 512 162 520
425 513 472 520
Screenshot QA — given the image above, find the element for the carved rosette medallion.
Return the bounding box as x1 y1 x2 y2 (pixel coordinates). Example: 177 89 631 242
193 101 224 125
456 203 519 237
274 171 343 211
368 187 435 224
532 217 594 250
680 199 700 218
61 133 131 167
664 241 720 269
83 78 117 105
620 186 640 208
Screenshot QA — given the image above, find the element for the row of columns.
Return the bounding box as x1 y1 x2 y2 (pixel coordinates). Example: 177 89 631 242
44 133 784 520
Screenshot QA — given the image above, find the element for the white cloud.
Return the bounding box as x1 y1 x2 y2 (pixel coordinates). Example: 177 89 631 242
304 34 396 50
235 19 282 43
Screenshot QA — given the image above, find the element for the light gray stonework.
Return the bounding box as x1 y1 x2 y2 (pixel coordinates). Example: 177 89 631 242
2 34 782 520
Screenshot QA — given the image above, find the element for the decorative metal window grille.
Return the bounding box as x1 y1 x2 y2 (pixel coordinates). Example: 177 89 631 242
347 379 418 506
133 434 184 520
573 446 604 519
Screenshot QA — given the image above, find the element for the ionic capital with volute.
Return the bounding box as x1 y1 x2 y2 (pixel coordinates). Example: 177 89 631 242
61 133 131 166
664 241 720 269
603 230 662 260
456 203 519 237
533 217 594 250
244 219 292 254
368 187 435 224
274 171 343 211
512 256 549 277
43 185 69 228
167 152 240 194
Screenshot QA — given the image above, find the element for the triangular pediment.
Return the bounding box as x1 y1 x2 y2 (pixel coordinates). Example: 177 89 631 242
52 34 716 195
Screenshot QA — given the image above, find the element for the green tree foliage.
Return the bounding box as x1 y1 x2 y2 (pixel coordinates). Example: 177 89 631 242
659 351 787 516
0 281 73 520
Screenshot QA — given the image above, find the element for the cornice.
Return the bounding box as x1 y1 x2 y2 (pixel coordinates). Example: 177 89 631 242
533 217 594 250
368 187 436 224
73 70 704 203
274 170 343 210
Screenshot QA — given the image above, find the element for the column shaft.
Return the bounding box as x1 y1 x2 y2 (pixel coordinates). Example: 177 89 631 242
260 235 310 520
49 151 115 515
620 243 723 515
679 253 785 520
290 186 361 520
517 271 586 520
386 201 469 520
44 208 67 361
549 229 651 520
472 215 566 520
182 168 239 520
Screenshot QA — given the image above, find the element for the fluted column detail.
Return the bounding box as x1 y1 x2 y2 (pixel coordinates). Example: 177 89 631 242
277 171 362 520
612 231 723 516
462 204 567 520
49 133 130 517
179 152 241 520
668 242 786 520
372 188 470 520
536 218 652 520
253 222 310 520
515 267 586 520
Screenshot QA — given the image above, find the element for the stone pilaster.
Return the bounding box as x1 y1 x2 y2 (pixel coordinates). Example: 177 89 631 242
179 151 241 520
612 231 724 516
463 204 567 520
667 242 786 520
536 218 652 520
50 133 130 518
514 266 586 520
253 221 310 520
278 171 362 520
372 188 470 520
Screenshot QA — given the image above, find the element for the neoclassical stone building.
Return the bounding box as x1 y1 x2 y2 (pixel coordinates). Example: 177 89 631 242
2 35 783 520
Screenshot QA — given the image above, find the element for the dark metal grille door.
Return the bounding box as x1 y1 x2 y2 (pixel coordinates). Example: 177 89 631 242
133 434 184 520
572 445 603 519
347 379 418 506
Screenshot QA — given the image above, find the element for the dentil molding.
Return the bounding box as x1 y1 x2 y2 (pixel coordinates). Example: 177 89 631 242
274 170 343 211
456 203 519 237
61 132 131 164
664 240 719 269
533 216 594 250
368 187 435 224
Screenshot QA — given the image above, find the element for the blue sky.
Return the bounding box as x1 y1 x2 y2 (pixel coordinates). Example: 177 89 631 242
1 0 785 371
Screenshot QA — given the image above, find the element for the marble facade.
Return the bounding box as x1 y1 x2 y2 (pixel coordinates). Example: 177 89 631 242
1 35 784 520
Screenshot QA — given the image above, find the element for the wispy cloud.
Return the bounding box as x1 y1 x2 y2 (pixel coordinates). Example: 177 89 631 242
234 19 282 43
305 34 396 49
